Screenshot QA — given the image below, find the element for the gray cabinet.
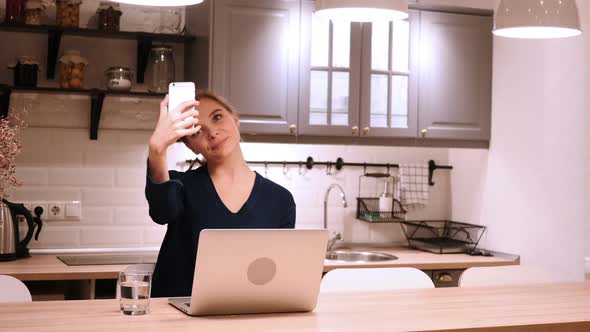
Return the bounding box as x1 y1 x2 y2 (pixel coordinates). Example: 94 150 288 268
298 0 362 137
359 10 420 138
418 11 492 141
211 0 300 135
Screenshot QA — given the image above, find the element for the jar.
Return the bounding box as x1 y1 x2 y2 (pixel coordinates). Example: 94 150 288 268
105 67 133 91
97 1 122 32
24 0 44 25
58 50 88 89
56 0 81 28
7 56 41 87
5 0 25 24
145 46 175 93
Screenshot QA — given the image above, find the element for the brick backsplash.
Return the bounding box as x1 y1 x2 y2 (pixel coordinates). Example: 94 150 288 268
12 122 452 248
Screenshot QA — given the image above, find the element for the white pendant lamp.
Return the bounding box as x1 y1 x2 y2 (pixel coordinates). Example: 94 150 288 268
493 0 582 39
314 0 408 22
110 0 203 6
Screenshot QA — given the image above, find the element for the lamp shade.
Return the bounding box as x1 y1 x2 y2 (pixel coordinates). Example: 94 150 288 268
314 0 408 22
109 0 204 6
494 0 581 39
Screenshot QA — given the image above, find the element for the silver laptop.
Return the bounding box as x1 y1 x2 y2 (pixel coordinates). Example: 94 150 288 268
168 229 328 316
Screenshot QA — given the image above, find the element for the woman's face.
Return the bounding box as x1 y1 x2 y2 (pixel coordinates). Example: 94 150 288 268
183 97 240 162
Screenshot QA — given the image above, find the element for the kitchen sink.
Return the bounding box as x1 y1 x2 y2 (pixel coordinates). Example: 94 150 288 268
325 250 398 262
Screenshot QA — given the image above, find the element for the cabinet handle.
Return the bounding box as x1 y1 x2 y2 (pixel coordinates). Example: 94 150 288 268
351 126 359 136
289 124 297 135
362 127 370 136
420 129 428 138
436 272 453 283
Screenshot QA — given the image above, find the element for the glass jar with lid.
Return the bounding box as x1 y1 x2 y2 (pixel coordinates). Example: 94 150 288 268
145 45 175 93
24 0 45 25
58 50 88 89
56 0 81 28
97 1 122 32
5 0 25 24
7 56 41 87
105 67 133 91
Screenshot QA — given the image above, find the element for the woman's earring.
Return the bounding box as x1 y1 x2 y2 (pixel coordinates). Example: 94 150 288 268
283 162 288 176
264 162 269 177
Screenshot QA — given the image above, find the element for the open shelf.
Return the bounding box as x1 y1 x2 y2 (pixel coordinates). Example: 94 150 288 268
0 23 197 83
0 85 164 140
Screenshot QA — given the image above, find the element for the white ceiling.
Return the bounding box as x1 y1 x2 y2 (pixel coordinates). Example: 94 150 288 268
408 0 496 10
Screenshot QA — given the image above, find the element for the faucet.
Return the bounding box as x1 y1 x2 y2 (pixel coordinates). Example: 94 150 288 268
324 184 348 252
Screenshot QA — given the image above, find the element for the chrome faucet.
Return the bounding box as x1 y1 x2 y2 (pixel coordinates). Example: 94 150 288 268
324 184 348 252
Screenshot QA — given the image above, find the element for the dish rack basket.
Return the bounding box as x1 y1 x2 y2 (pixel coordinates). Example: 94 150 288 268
400 220 486 254
355 172 406 223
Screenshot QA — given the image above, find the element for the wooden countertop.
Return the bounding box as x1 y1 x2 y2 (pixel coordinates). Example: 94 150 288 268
1 282 588 332
0 247 519 281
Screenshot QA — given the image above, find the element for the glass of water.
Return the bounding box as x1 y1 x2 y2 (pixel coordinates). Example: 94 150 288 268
119 271 152 315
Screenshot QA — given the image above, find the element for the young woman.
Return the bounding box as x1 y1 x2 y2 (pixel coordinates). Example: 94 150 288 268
146 91 295 297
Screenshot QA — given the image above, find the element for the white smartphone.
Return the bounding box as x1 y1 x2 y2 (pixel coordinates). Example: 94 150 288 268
168 82 196 113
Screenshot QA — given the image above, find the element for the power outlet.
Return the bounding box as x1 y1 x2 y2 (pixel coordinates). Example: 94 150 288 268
31 202 48 220
47 202 65 220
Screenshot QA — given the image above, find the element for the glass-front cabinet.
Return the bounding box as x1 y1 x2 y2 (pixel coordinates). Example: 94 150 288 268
360 11 419 137
299 1 419 137
298 0 361 136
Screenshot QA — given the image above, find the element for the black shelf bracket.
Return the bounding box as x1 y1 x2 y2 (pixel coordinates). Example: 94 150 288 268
90 90 106 140
47 29 63 80
137 36 153 84
0 85 12 119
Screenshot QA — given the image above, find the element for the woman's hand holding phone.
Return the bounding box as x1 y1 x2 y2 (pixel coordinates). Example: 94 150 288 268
149 95 201 156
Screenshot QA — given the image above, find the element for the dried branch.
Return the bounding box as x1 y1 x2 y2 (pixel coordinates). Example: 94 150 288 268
0 108 27 200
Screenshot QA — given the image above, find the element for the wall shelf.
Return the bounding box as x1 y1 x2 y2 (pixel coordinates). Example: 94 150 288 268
0 85 164 140
0 23 196 83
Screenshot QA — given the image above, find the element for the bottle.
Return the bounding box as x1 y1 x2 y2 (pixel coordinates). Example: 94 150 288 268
378 180 393 218
585 257 590 281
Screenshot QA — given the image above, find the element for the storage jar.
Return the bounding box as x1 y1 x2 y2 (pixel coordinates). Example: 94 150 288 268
97 1 122 32
24 0 44 25
105 67 133 91
58 50 88 89
56 0 81 28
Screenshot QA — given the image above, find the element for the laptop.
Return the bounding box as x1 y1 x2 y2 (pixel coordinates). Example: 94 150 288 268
168 229 329 316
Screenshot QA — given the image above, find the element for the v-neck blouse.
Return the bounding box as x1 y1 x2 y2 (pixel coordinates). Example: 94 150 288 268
204 168 260 216
145 164 296 298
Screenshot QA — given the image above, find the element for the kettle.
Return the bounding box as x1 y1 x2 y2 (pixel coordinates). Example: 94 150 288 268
0 199 41 261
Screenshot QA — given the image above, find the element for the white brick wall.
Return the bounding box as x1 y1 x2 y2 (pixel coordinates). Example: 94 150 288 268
11 121 454 248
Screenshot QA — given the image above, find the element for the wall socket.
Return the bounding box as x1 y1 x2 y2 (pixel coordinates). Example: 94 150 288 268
23 201 82 221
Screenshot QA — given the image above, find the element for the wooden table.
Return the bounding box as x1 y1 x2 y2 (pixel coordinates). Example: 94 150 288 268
1 282 588 332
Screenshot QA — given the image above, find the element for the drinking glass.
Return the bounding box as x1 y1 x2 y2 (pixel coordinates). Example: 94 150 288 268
119 270 152 315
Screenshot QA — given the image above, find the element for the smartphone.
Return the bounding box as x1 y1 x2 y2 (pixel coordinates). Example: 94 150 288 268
168 82 196 113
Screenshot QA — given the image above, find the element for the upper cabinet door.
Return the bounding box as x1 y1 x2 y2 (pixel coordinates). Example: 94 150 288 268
298 0 362 137
418 12 492 141
211 0 300 135
359 10 419 138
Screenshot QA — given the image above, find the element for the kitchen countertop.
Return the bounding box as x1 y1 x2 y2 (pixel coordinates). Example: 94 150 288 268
0 246 519 281
1 282 588 332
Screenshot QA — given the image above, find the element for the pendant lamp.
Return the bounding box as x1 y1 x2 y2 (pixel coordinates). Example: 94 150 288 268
494 0 581 39
314 0 408 22
110 0 204 6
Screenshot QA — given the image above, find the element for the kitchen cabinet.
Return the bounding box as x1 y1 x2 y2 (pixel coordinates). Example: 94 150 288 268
211 0 300 135
298 7 491 142
297 0 362 137
417 11 492 140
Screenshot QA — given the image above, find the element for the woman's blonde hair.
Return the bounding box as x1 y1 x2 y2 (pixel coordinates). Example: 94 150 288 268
184 90 239 170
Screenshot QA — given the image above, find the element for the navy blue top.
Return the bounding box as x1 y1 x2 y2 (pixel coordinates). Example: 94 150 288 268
145 165 296 297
